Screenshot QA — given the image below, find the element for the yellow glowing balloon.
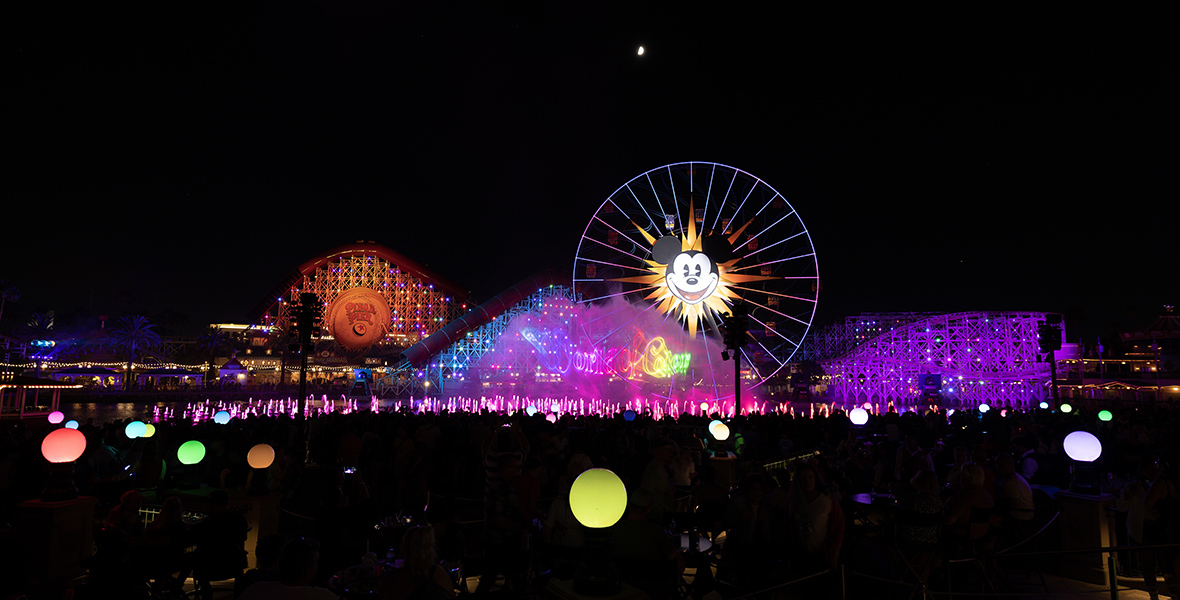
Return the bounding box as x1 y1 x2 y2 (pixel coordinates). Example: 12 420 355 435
143 424 156 438
569 468 627 528
247 443 275 469
712 423 731 441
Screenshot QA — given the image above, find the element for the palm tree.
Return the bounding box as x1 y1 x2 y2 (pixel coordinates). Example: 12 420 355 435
108 315 162 390
0 280 19 335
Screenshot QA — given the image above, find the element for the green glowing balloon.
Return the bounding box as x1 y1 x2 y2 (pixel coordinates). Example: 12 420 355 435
177 440 206 465
1059 403 1073 414
1098 410 1113 422
569 468 627 528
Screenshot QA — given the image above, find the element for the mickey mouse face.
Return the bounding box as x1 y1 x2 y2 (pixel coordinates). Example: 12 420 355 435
664 250 719 305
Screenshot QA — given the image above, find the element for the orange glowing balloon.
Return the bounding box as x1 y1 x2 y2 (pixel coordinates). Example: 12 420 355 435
247 443 275 469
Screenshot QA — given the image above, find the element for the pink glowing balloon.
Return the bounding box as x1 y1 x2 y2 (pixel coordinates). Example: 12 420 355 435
47 411 65 424
42 428 87 463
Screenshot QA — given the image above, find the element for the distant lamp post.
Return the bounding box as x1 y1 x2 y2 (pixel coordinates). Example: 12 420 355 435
570 468 627 595
41 428 87 501
1063 430 1103 495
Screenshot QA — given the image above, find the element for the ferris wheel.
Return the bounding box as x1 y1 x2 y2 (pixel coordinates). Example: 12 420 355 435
572 162 819 400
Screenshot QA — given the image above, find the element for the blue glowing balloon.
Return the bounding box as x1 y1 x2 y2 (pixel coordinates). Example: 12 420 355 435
623 409 636 422
526 405 538 417
64 420 79 429
125 421 147 439
213 410 232 425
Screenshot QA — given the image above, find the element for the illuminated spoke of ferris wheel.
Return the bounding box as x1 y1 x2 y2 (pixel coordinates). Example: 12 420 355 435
624 184 659 232
710 168 740 233
750 335 787 368
728 285 818 304
702 163 716 225
667 165 685 237
739 228 805 261
747 299 812 328
753 192 782 217
738 347 764 382
747 313 801 347
723 178 760 231
728 253 817 272
738 210 797 257
581 234 650 264
644 173 668 230
592 215 654 257
579 256 656 275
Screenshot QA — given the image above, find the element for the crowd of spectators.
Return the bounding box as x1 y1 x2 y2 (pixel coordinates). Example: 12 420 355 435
0 398 1178 599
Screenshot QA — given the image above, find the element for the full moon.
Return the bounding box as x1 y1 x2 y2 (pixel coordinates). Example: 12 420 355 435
637 46 645 56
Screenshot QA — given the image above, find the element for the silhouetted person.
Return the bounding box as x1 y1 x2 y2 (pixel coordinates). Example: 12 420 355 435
239 537 338 600
235 534 289 599
193 489 248 600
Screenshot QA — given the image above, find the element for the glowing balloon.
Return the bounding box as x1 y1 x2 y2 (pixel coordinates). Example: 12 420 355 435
1063 431 1102 463
247 443 275 469
1039 401 1050 409
213 410 232 425
708 419 723 436
545 413 557 423
143 424 156 438
551 403 560 413
42 428 87 463
525 405 538 417
1059 403 1073 414
978 403 990 413
125 421 147 439
177 440 206 465
712 423 731 441
64 420 79 429
623 409 636 422
1098 410 1113 422
849 408 869 426
569 468 627 528
48 411 64 425
700 402 710 412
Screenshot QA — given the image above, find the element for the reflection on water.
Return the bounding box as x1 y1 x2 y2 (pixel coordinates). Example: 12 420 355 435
63 402 176 425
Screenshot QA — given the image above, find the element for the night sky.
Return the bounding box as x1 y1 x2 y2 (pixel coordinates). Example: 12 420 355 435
7 3 1176 345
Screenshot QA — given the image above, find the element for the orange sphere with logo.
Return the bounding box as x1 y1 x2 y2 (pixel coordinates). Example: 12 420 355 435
326 287 391 349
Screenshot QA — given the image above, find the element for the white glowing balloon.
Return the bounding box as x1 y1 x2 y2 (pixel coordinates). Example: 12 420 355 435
637 46 645 56
1063 431 1102 463
978 403 990 413
849 408 869 426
